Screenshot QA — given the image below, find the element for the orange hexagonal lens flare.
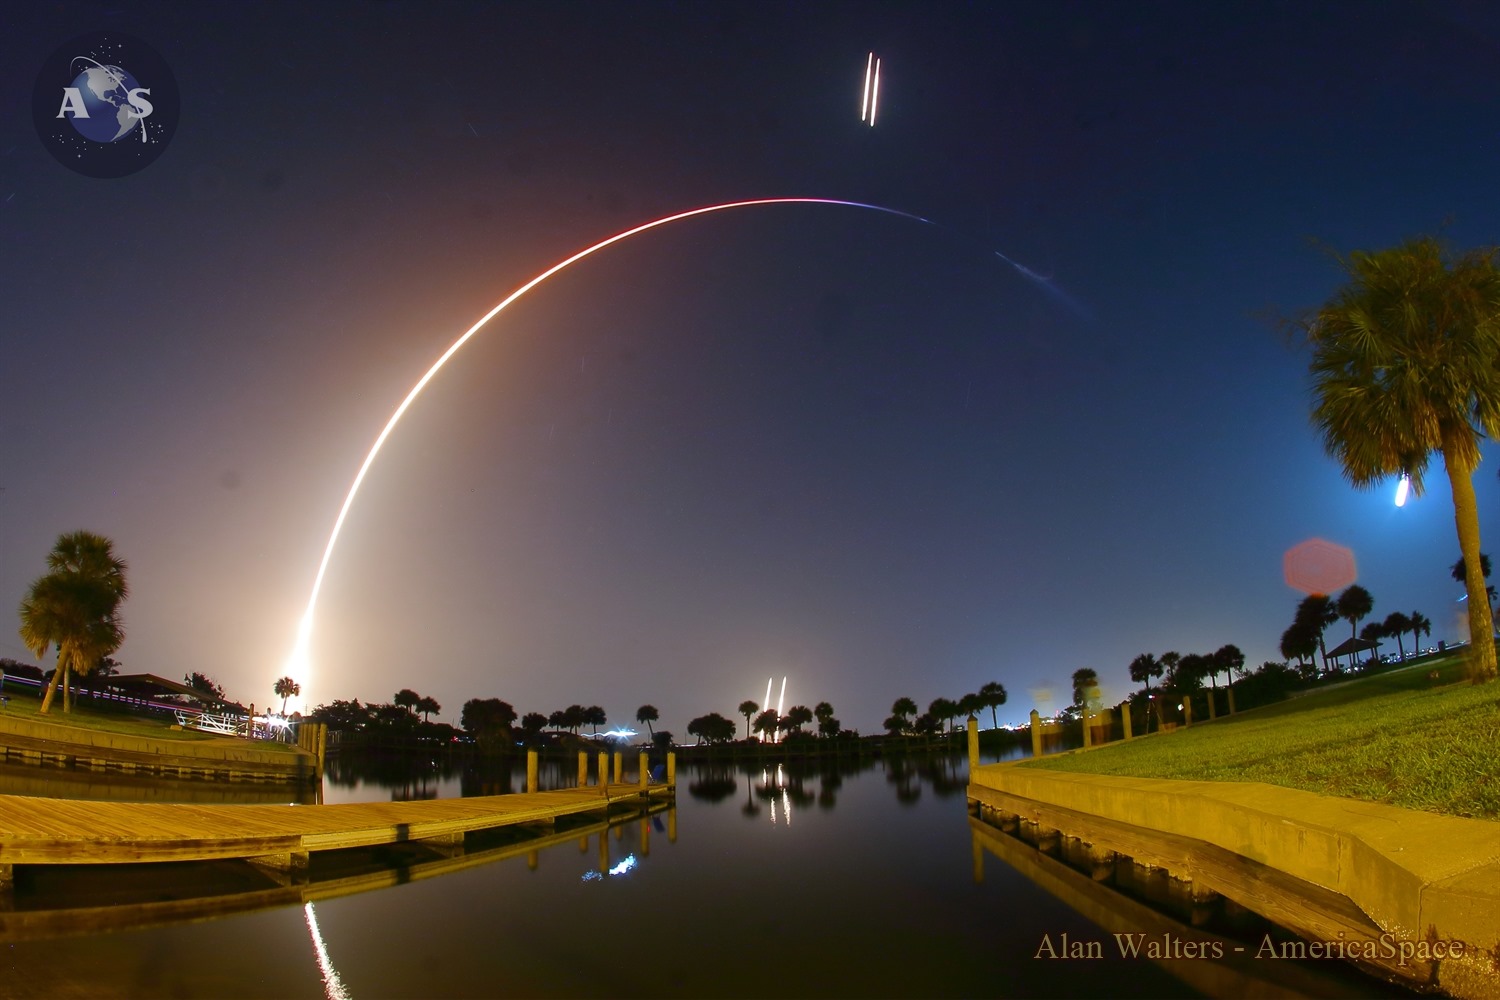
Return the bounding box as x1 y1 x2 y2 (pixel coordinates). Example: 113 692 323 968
1283 538 1358 596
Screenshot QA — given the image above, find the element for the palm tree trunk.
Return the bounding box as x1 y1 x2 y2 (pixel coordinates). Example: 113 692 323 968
63 666 71 713
39 660 64 714
1444 437 1497 681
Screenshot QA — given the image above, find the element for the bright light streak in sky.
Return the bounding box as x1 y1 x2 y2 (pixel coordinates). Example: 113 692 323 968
1394 474 1410 507
860 53 881 125
279 197 936 708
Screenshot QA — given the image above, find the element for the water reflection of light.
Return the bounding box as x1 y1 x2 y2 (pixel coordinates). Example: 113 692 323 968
304 903 351 1000
581 854 638 881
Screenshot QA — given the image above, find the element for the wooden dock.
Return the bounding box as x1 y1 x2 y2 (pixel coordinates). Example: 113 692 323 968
0 800 675 943
0 781 673 879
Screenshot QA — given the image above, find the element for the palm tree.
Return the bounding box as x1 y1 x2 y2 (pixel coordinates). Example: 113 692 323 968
1127 654 1160 720
416 695 440 722
977 680 1007 730
813 701 834 737
785 705 813 735
1359 621 1387 669
1383 612 1413 660
752 709 779 741
737 700 758 740
394 689 420 715
891 696 917 724
273 676 300 714
1070 668 1100 710
1409 611 1432 656
1211 644 1243 703
1336 585 1374 641
18 532 128 715
583 706 606 734
928 697 959 733
636 704 658 738
1304 237 1500 681
1294 595 1339 664
1451 554 1497 608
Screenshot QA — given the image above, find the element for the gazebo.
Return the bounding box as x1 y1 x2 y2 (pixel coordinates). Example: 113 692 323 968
1323 636 1379 672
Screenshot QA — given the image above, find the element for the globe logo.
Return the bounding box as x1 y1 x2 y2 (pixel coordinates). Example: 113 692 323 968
33 32 178 179
63 58 153 144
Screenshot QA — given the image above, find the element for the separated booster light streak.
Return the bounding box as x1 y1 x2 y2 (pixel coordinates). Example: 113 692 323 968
282 198 934 706
861 53 881 125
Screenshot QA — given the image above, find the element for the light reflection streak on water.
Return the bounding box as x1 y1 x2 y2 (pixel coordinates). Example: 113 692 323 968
304 903 351 1000
581 854 638 881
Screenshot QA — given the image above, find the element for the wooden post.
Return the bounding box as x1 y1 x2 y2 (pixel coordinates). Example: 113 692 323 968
597 751 609 791
638 751 648 789
1029 710 1042 758
578 752 588 787
966 715 979 773
1207 688 1218 720
1182 697 1193 727
527 750 539 793
668 807 677 843
1227 685 1237 716
1121 701 1133 740
612 751 623 785
1082 708 1092 748
315 723 327 780
667 751 676 787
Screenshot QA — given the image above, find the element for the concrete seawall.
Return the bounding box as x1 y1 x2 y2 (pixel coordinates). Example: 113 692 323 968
0 712 317 783
969 762 1500 998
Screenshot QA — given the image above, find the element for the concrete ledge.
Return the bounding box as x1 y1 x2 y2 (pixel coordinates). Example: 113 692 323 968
0 713 315 783
971 763 1500 998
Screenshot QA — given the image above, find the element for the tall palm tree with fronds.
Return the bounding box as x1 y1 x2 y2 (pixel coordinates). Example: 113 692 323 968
18 532 127 715
737 700 758 740
636 704 658 738
1409 611 1432 656
274 676 300 714
977 681 1007 730
1304 237 1500 681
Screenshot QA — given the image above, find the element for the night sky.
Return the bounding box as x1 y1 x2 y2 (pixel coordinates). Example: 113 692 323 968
4 1 1498 734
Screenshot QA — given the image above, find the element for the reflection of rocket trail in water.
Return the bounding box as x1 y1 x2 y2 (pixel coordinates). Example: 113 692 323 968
281 197 1085 705
305 903 351 1000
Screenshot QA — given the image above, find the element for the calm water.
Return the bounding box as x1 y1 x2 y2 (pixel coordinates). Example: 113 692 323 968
0 753 1411 999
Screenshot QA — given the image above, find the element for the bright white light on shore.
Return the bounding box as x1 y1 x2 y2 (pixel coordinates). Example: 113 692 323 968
1394 474 1410 507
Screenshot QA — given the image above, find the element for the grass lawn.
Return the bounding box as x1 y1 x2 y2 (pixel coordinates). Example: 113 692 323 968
1020 655 1500 819
0 683 302 754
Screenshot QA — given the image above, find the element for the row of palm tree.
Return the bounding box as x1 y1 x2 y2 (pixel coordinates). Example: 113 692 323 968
882 681 1007 737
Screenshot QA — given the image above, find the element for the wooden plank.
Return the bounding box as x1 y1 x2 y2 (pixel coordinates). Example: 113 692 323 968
0 783 672 866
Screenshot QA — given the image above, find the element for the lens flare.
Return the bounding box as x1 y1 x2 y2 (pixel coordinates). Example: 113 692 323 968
1394 474 1410 507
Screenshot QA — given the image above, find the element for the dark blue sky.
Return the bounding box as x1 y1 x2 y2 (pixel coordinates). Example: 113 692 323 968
3 1 1498 732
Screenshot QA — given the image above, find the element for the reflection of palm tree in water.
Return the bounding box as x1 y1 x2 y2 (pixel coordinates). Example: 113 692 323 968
886 759 921 804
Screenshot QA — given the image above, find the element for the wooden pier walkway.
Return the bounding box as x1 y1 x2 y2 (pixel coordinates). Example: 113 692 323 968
0 800 674 943
0 781 673 877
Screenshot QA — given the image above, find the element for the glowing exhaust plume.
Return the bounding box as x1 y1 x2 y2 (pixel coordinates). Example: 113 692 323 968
777 676 786 717
280 196 1069 707
764 677 773 717
1394 474 1410 507
870 57 880 125
280 198 933 706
